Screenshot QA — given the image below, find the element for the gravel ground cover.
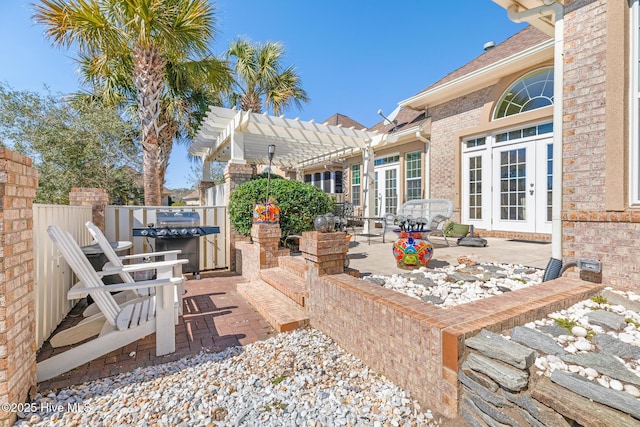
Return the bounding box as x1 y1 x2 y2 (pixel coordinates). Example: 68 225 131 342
17 329 439 426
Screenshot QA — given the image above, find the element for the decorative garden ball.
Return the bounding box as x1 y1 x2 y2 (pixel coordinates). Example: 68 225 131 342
392 231 433 269
313 215 329 232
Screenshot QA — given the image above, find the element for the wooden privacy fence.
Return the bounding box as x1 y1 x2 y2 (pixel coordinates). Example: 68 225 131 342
104 206 228 271
33 204 93 349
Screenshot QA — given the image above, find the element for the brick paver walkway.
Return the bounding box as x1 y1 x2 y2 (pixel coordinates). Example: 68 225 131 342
36 271 275 392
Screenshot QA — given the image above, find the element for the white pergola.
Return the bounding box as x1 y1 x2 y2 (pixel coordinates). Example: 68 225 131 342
189 106 386 223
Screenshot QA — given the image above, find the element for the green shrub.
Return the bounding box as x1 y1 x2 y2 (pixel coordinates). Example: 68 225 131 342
228 178 334 242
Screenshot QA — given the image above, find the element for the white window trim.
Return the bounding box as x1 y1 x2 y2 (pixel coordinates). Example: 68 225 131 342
405 150 422 201
631 0 640 206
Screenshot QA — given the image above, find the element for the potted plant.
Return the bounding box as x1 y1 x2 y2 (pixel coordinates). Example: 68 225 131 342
444 221 470 237
253 196 281 223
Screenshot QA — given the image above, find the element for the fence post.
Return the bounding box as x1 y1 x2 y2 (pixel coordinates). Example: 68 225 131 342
0 148 38 426
224 163 254 271
69 188 109 232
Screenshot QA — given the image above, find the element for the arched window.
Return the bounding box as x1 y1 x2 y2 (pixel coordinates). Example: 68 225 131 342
494 67 554 119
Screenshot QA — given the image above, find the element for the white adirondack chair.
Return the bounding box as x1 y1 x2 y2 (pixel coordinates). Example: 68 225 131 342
82 221 185 318
37 226 183 382
48 222 188 349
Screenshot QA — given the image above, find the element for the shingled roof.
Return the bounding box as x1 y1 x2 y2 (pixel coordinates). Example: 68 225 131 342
367 108 428 134
367 26 551 135
420 25 550 94
322 113 366 130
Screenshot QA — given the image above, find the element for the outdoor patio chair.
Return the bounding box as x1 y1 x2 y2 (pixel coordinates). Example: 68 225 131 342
37 226 184 382
82 221 186 318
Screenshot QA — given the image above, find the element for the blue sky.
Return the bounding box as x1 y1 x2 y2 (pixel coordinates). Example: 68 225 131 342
0 1 525 189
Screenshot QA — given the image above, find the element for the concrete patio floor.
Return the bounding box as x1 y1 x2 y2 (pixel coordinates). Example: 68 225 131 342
347 233 552 276
36 236 551 391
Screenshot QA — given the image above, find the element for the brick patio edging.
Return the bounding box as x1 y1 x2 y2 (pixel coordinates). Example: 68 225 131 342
305 272 602 419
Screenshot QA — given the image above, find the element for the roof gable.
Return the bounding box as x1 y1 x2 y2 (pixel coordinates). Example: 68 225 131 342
421 26 550 94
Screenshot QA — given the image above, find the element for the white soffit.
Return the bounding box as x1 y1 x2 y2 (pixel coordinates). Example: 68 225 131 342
189 106 382 168
492 0 561 36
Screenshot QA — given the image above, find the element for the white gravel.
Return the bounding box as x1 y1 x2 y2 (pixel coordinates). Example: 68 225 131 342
23 262 640 425
18 329 439 426
517 287 640 397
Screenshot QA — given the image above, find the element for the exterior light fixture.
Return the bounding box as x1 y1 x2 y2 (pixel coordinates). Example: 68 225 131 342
265 144 276 205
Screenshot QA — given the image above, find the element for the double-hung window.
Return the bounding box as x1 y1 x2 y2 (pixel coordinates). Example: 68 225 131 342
405 151 422 200
351 164 361 206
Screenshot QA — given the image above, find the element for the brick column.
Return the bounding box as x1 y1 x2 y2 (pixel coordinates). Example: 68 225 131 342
224 163 254 271
0 148 37 426
69 188 109 232
197 180 214 205
237 223 289 280
300 231 349 276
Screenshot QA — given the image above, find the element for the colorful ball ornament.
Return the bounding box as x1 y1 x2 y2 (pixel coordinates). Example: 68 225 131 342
392 231 433 269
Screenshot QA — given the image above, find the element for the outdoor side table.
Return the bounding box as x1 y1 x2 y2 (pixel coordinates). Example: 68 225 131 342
81 240 133 285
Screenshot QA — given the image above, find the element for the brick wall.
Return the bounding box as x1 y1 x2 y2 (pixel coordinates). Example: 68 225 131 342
224 163 254 271
560 0 640 289
306 272 601 419
68 188 109 232
562 0 608 213
0 148 37 426
428 88 489 222
236 223 288 280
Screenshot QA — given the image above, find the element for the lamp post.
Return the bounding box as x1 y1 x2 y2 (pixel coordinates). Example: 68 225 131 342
265 144 276 204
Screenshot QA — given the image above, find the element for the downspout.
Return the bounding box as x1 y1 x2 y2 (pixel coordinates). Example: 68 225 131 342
415 131 431 198
508 1 565 280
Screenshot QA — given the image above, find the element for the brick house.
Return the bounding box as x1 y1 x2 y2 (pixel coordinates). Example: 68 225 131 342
489 0 639 290
346 25 554 240
191 0 638 289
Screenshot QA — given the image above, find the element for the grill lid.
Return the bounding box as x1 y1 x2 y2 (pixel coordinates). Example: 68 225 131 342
156 211 200 227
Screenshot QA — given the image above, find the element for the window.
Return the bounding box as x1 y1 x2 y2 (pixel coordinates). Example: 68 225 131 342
495 123 553 143
468 156 482 219
465 137 486 149
304 174 311 184
374 155 399 166
632 0 640 204
351 164 361 206
494 67 554 119
323 171 331 193
334 171 343 193
405 151 422 200
313 172 321 188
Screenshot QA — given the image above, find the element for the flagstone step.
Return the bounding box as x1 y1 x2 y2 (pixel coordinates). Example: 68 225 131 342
260 267 308 307
237 281 309 333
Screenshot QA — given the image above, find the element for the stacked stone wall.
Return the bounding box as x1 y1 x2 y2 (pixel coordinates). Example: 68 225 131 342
459 326 640 426
306 270 600 419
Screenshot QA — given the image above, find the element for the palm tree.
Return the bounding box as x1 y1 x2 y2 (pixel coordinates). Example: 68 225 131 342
34 0 216 206
76 53 231 198
226 38 309 115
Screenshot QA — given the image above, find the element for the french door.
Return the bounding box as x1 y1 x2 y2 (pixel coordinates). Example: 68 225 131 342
491 138 552 233
462 136 552 234
374 164 399 216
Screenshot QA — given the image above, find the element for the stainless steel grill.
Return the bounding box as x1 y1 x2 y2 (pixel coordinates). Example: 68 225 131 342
132 211 219 279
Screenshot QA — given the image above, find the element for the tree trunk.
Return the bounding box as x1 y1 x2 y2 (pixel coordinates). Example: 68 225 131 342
157 118 177 202
143 143 159 206
133 46 166 206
